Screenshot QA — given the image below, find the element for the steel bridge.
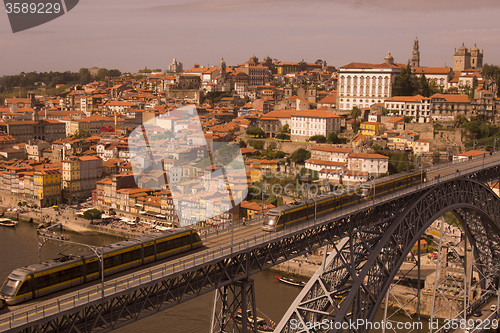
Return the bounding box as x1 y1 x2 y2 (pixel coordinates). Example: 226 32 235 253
0 155 499 333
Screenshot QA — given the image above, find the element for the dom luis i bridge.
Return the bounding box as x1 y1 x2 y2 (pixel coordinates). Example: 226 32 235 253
0 154 499 333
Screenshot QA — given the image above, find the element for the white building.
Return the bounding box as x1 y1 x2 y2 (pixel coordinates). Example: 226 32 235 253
310 146 352 163
305 158 346 172
413 67 454 91
348 153 389 176
384 95 431 123
290 109 341 141
337 53 402 111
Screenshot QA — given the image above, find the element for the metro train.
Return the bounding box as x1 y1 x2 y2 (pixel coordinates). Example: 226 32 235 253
0 228 202 306
262 170 425 232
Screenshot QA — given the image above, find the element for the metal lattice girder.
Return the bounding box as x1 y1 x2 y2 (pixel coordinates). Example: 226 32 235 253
210 278 258 333
276 179 500 333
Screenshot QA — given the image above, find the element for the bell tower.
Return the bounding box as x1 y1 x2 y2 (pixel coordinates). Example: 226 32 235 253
411 37 420 68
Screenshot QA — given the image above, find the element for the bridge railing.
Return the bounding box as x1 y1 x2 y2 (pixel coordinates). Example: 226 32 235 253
1 156 500 331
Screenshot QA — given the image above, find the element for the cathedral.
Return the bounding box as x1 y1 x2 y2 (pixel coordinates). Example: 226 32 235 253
453 43 483 71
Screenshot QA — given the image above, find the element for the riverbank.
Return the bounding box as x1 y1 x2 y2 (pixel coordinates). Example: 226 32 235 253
2 210 142 239
269 255 321 279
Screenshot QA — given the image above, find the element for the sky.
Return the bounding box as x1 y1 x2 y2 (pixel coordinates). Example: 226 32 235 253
1 0 500 76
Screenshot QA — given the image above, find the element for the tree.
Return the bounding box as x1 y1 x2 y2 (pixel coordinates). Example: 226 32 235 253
267 142 277 150
281 124 290 134
290 148 311 164
308 135 327 143
249 140 265 149
403 116 414 123
78 68 92 85
328 132 344 144
83 209 102 223
276 133 290 140
246 127 265 138
393 62 418 96
238 139 247 148
350 106 362 122
418 74 431 97
482 64 500 95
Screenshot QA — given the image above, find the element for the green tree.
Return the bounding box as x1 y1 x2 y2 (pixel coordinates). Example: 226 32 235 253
246 127 266 138
308 135 327 143
290 148 311 164
482 64 500 95
393 62 418 96
249 140 265 149
78 68 92 85
238 139 247 148
281 124 291 134
418 74 431 97
83 209 102 223
403 116 414 123
350 106 362 122
328 132 342 144
276 133 290 140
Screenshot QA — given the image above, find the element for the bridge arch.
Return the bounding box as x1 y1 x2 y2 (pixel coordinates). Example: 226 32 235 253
277 178 500 332
339 178 500 327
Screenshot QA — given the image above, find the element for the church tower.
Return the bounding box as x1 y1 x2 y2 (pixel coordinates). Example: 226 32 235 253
453 43 471 71
32 106 39 122
220 58 226 80
411 37 420 68
470 44 483 69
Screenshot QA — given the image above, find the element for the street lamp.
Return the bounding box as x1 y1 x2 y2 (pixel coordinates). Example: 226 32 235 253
37 232 106 299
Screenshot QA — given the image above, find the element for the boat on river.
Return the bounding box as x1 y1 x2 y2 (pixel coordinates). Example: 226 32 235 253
234 309 275 332
0 218 17 227
274 275 306 287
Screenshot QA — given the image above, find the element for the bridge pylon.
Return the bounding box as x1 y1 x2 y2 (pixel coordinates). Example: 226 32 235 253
210 278 258 333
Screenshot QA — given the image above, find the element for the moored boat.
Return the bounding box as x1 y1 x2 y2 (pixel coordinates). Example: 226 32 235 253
0 218 17 227
274 275 306 287
234 309 275 332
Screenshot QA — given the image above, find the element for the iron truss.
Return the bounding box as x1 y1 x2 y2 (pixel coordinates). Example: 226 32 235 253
5 163 500 333
276 179 500 333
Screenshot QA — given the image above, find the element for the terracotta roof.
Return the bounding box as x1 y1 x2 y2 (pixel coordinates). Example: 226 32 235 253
413 67 452 75
431 94 469 103
311 146 351 154
459 150 488 157
292 110 340 118
385 117 404 123
349 153 389 159
385 95 430 102
340 62 401 70
305 159 346 167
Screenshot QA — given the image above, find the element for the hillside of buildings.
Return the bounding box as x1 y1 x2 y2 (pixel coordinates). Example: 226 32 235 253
0 42 498 230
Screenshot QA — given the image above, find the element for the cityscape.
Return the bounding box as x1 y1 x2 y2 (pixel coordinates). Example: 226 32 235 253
0 8 500 331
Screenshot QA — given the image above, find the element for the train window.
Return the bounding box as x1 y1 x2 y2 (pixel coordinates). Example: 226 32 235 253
86 261 99 275
144 244 155 257
263 215 277 226
0 278 20 296
58 269 72 282
69 266 82 280
17 279 32 296
121 251 131 264
130 249 142 261
36 275 50 290
104 257 114 269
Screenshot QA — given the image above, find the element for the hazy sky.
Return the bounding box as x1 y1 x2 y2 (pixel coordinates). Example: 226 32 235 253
1 0 500 76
